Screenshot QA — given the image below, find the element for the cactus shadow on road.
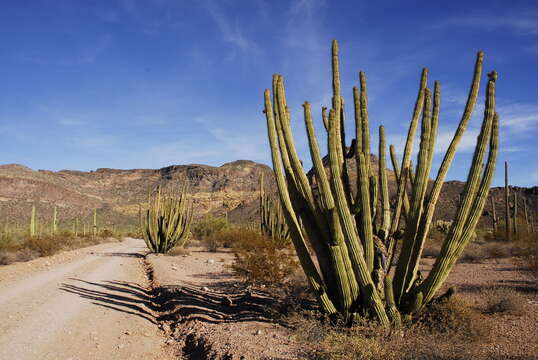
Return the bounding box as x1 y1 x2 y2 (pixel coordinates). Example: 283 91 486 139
59 279 159 324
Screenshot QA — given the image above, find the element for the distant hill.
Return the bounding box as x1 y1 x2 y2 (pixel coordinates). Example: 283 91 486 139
0 159 536 232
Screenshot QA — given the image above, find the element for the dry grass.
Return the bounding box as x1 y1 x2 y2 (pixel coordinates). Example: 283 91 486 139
166 247 191 256
0 233 115 265
289 297 491 360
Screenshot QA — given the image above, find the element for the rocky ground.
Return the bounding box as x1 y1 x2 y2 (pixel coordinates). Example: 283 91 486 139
0 238 536 359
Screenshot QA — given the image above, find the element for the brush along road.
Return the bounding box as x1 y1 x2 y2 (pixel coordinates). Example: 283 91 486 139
0 238 173 360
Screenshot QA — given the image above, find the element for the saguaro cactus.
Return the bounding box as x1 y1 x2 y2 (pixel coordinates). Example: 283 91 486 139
142 184 192 253
263 40 498 325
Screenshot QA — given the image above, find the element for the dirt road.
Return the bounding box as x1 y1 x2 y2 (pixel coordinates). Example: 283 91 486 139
0 238 173 360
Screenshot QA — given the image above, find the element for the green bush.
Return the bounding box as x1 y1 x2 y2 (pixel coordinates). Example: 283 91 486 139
228 229 298 286
191 215 229 240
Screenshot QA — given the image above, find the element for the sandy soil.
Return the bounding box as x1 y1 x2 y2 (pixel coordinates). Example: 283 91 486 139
1 239 536 360
422 257 538 360
0 238 173 360
148 248 304 359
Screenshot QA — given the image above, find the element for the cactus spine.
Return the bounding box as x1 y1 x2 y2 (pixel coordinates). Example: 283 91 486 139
142 184 192 253
263 41 498 325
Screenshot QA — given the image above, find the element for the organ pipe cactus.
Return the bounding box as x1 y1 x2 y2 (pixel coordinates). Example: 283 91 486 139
262 40 499 325
260 174 290 246
142 184 192 253
52 206 58 235
505 161 510 240
30 205 37 237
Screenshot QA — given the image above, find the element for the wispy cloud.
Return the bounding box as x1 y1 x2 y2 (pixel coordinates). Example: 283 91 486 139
202 0 257 51
498 103 538 133
439 11 538 35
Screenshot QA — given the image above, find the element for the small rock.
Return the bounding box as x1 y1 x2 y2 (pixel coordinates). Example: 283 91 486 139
124 331 131 335
171 266 178 271
118 344 125 349
202 286 209 291
206 259 215 264
255 329 263 335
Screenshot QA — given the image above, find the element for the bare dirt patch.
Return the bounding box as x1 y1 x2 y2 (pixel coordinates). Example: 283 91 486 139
147 247 306 359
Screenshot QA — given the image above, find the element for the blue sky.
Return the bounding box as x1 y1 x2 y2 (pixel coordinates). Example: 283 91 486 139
0 0 537 186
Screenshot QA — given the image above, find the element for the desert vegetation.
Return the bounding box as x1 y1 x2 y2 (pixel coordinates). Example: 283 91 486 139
0 205 124 265
262 40 498 326
1 38 536 360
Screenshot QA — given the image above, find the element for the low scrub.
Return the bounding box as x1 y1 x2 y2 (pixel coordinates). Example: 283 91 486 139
0 233 114 265
481 286 527 315
228 229 298 286
295 297 489 360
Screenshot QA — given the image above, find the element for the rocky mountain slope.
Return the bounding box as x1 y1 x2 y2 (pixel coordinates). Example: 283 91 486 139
0 161 273 230
0 159 536 232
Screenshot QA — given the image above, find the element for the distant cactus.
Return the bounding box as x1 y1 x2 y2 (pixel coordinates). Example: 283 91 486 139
263 40 498 325
259 174 290 246
30 205 37 237
505 161 510 240
93 209 98 237
142 184 192 253
52 206 58 236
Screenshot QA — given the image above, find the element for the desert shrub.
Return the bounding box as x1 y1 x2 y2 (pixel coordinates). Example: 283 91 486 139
166 247 191 256
414 297 490 341
0 233 15 250
228 229 298 286
483 242 510 258
26 235 63 256
191 215 229 240
304 298 489 360
481 286 527 315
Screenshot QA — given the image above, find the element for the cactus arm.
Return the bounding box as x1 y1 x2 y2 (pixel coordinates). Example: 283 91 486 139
304 102 359 309
328 108 389 325
264 89 338 315
389 69 428 240
378 126 391 241
394 87 434 300
359 72 371 178
512 191 517 235
331 40 344 170
384 276 402 326
418 73 497 306
393 53 484 302
505 161 510 240
353 87 363 170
